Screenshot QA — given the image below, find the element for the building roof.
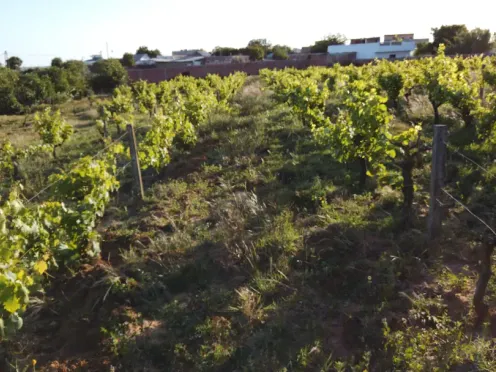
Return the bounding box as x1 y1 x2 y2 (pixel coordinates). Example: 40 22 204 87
153 56 206 63
134 53 150 62
152 55 174 62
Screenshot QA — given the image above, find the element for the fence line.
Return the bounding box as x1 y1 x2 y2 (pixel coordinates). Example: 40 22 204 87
429 128 496 240
26 130 137 203
445 141 490 173
440 188 496 237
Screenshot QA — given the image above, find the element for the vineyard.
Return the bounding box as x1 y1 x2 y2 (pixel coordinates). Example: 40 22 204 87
1 47 496 370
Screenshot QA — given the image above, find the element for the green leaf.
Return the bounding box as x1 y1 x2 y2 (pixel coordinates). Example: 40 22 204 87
386 149 396 158
4 296 21 314
33 260 48 275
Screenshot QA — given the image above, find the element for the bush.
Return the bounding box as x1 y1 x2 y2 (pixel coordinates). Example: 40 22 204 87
272 46 289 60
90 59 128 93
247 46 265 61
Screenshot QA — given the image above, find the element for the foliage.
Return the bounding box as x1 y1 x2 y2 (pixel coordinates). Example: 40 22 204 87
312 78 392 185
90 59 128 93
33 108 73 157
420 24 495 55
121 53 135 67
97 85 135 135
136 46 161 58
247 45 265 61
51 58 63 68
132 80 157 116
0 143 122 338
272 45 289 60
310 34 347 53
6 57 22 70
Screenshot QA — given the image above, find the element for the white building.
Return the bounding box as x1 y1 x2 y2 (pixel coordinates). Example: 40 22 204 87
328 34 427 60
328 40 417 60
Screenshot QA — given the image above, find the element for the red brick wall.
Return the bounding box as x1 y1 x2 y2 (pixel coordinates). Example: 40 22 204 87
128 56 330 83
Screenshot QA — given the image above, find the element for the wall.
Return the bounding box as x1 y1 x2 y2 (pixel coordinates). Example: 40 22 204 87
128 56 330 83
375 51 413 59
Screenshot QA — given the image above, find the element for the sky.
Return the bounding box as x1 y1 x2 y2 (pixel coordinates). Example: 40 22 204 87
1 0 494 67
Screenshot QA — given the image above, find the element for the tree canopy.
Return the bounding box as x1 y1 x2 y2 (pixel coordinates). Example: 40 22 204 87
90 59 128 93
6 57 23 70
272 45 290 60
51 58 63 68
310 34 347 53
136 46 161 58
422 25 495 55
121 53 135 67
247 45 265 61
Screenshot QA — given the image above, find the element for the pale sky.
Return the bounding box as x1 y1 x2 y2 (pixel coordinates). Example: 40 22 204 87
1 0 494 67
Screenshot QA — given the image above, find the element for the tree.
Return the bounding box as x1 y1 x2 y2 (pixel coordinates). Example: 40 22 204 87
6 56 23 70
16 73 54 107
310 34 346 53
247 45 265 61
0 67 21 114
212 47 241 56
461 28 494 54
248 39 271 50
272 45 291 60
414 42 434 56
62 60 89 98
90 59 128 93
432 25 469 54
121 53 135 67
136 46 161 58
272 45 289 60
51 57 63 68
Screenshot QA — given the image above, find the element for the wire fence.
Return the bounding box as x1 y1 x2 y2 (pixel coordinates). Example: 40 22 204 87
26 129 139 204
430 132 496 238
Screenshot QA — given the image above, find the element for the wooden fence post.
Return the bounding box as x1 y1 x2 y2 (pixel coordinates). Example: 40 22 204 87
428 125 447 240
126 124 145 200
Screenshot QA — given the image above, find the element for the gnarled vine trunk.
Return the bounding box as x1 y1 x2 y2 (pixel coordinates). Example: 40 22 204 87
474 241 495 323
359 157 367 189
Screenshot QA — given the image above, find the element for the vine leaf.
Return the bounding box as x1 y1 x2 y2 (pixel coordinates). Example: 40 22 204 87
34 260 48 275
4 296 21 314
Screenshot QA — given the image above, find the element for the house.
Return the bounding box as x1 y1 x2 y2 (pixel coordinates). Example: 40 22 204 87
84 55 103 66
328 34 422 60
153 55 206 68
134 54 154 66
172 50 211 59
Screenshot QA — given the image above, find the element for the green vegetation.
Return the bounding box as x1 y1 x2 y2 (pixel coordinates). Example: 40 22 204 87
310 34 347 53
1 51 496 372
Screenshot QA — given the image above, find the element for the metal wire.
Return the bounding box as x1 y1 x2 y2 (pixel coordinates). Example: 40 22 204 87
441 188 496 237
445 141 490 173
27 133 128 203
116 161 131 176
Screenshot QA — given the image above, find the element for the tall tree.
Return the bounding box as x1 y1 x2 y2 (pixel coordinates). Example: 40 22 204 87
6 56 23 70
90 59 128 93
432 25 469 53
121 53 135 67
136 46 161 58
51 57 63 68
311 34 346 53
462 28 495 54
248 39 271 50
272 45 290 60
247 45 265 61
